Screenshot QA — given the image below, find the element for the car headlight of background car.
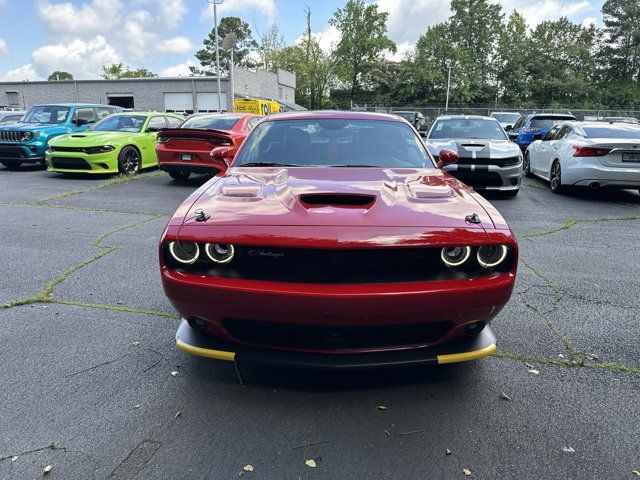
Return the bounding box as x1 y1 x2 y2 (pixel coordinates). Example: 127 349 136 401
85 145 116 154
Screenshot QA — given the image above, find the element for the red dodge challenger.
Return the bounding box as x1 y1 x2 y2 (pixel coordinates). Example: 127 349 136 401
160 111 518 369
155 113 261 181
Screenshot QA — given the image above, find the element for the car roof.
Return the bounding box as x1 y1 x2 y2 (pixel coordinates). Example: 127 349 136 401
107 111 179 117
491 111 519 114
580 120 640 128
31 103 114 108
263 110 405 123
435 114 496 121
527 113 575 119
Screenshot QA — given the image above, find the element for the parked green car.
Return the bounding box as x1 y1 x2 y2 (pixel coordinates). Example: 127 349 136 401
45 112 183 174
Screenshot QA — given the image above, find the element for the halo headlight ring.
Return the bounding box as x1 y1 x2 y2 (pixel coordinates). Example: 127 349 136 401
168 241 200 265
205 243 235 264
441 246 472 267
477 245 508 268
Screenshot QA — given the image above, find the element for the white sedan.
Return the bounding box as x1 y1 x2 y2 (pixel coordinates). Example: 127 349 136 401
524 121 640 194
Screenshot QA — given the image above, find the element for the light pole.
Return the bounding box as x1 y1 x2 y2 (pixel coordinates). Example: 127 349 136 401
222 33 237 113
445 59 452 112
208 0 224 112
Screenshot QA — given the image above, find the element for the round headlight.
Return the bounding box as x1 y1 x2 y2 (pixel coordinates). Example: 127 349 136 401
21 132 33 141
477 245 508 268
441 246 471 267
168 241 200 264
205 243 235 264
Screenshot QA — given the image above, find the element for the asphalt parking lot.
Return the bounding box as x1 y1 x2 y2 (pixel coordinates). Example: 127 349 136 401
1 166 639 480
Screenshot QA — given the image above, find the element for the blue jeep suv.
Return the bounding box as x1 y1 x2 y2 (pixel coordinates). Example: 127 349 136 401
0 103 122 169
508 113 576 152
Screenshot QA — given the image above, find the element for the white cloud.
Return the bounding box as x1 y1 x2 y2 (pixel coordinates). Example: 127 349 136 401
160 59 196 77
0 38 8 57
0 64 42 82
375 0 451 44
496 0 591 27
581 16 598 28
385 42 414 62
158 36 194 55
36 0 123 39
137 0 187 29
295 25 341 54
31 36 122 79
201 0 276 24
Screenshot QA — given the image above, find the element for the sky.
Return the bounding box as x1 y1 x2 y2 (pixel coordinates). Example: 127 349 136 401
0 0 605 81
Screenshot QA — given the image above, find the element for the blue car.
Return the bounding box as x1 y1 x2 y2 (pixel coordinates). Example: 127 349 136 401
507 113 577 152
0 103 122 169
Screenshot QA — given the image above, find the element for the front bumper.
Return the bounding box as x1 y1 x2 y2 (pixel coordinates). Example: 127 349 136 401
45 151 118 174
444 162 522 191
0 144 45 164
176 319 497 369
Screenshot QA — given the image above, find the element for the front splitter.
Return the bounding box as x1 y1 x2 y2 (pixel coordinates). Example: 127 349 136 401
175 320 496 370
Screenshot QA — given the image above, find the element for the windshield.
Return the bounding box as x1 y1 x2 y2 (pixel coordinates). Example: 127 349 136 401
530 117 574 130
91 115 147 132
491 113 520 123
234 119 433 168
181 115 240 130
583 125 640 139
21 105 70 124
428 118 507 140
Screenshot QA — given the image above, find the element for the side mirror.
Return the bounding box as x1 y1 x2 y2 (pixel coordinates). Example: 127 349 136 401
73 118 88 127
504 125 512 132
210 146 232 164
436 149 458 168
533 133 544 141
146 126 161 133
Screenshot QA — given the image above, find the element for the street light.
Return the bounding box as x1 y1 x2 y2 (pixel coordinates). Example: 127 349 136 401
208 0 224 112
445 59 452 112
222 32 237 113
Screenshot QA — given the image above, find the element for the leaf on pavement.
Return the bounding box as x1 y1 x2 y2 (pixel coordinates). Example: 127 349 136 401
11 455 18 462
384 429 391 437
305 459 317 468
463 468 472 476
133 404 140 409
43 465 53 475
499 391 511 401
631 470 640 477
528 369 540 375
242 465 254 472
562 446 575 453
171 370 180 377
377 405 388 411
175 411 182 419
132 341 140 347
446 449 452 455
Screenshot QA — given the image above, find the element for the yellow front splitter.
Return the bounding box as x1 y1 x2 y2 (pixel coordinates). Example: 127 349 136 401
175 319 497 370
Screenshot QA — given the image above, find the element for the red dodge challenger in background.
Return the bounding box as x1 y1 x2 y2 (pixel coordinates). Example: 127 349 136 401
160 111 518 369
155 113 261 181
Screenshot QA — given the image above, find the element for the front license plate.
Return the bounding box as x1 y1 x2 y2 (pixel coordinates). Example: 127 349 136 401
622 153 640 163
180 153 193 162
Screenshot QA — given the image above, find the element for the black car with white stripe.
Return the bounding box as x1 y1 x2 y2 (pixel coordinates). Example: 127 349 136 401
425 115 523 197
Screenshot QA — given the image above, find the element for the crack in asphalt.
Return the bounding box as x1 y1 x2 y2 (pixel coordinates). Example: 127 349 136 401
523 214 640 239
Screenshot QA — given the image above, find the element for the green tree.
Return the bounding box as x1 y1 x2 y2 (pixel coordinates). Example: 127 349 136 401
257 23 287 72
47 71 74 81
101 63 157 79
192 16 258 75
329 0 396 98
496 11 530 106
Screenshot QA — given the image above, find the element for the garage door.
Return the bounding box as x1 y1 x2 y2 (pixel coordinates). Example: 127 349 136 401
164 93 193 112
196 92 228 112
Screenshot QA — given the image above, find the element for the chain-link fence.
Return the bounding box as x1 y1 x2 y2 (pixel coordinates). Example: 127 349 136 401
350 102 640 122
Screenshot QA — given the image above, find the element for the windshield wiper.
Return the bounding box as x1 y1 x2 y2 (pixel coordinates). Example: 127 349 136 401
237 162 297 167
330 164 380 167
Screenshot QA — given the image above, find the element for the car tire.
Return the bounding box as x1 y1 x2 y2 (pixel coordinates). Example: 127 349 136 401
550 161 565 194
1 161 22 170
523 152 532 178
169 170 191 181
118 146 141 175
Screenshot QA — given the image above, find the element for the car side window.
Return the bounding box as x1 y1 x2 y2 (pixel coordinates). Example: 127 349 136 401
164 116 182 128
513 116 525 129
146 116 167 131
544 125 560 141
96 107 113 120
556 125 572 140
74 107 98 124
247 117 259 131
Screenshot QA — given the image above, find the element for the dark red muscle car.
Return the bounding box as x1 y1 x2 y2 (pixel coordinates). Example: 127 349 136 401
155 113 261 181
160 111 518 369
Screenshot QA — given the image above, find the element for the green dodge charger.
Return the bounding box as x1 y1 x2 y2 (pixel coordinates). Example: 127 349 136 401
45 112 183 174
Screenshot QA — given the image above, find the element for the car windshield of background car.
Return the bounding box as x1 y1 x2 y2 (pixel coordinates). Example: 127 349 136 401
429 119 507 140
91 115 147 132
234 119 434 168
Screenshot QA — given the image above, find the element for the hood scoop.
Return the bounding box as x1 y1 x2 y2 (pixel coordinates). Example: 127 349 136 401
407 184 453 199
299 193 376 209
220 184 262 198
71 134 87 138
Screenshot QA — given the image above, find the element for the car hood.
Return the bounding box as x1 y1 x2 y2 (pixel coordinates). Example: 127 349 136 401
51 131 135 146
183 167 497 229
0 123 59 133
426 139 521 159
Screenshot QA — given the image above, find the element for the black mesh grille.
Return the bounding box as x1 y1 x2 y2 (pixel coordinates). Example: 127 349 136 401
449 171 504 188
0 147 24 158
456 157 520 167
222 317 452 351
51 157 92 170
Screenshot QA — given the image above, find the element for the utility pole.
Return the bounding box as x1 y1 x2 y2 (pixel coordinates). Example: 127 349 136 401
208 0 224 111
445 59 452 112
222 33 237 112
